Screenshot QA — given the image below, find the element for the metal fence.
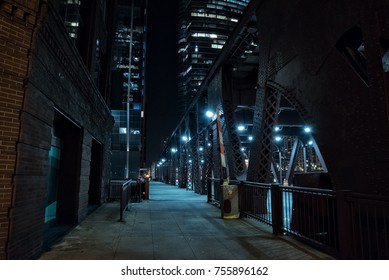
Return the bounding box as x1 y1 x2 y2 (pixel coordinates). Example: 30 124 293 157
109 179 141 202
278 185 338 256
208 178 222 205
109 179 141 222
346 193 389 259
209 178 389 259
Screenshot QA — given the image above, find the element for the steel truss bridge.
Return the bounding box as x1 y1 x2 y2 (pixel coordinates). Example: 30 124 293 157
152 0 389 259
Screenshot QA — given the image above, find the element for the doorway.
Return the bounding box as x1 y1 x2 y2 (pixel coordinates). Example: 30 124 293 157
44 110 82 249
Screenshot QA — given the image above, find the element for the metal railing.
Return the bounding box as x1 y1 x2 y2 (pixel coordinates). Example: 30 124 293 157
345 193 389 259
109 179 141 222
208 178 223 205
109 179 127 199
120 180 134 222
277 185 338 256
238 181 273 225
208 178 389 259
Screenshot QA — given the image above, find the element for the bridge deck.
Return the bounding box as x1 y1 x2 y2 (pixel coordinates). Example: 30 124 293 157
40 181 333 260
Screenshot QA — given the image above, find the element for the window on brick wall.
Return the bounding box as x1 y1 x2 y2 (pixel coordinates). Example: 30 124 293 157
60 0 83 42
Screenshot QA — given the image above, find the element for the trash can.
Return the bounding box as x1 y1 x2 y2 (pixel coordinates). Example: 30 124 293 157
221 184 239 219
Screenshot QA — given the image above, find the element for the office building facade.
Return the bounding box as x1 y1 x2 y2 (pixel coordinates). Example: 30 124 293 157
110 0 147 179
177 0 250 115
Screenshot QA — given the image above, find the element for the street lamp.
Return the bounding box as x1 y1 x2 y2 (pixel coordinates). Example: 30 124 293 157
237 125 245 131
274 126 282 132
206 110 214 118
275 136 282 142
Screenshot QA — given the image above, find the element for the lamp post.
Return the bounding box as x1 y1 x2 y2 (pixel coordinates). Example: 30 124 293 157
126 0 134 179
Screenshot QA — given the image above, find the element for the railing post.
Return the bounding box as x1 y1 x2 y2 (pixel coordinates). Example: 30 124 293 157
271 184 283 235
120 182 127 222
207 178 212 203
220 179 224 219
336 190 353 259
237 180 243 215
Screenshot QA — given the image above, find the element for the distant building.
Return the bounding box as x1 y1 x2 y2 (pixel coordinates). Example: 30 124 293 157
0 0 116 259
110 0 147 179
177 0 250 115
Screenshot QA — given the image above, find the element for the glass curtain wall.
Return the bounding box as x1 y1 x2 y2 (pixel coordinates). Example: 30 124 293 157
177 0 250 116
110 0 147 179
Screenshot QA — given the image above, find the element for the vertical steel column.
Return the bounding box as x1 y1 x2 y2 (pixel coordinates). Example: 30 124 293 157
177 127 185 188
202 126 213 195
285 137 301 184
179 146 188 189
187 146 193 190
247 86 281 183
189 111 201 193
221 64 247 180
211 121 221 179
311 138 328 172
192 133 202 193
169 151 177 185
247 32 281 183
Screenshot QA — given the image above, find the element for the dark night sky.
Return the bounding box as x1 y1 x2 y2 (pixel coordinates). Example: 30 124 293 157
145 0 179 166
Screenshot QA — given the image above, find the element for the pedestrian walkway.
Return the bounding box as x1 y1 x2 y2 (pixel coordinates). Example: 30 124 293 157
39 181 334 260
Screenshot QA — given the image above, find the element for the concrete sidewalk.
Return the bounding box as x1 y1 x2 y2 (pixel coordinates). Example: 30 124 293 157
39 181 334 260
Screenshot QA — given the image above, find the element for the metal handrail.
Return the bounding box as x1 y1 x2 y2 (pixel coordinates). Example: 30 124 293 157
119 179 136 222
208 177 389 259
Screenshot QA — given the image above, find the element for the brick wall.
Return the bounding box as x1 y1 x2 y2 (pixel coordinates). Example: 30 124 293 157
1 0 113 259
78 133 92 222
0 0 42 260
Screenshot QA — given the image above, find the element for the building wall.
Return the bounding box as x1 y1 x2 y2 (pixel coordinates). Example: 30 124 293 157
177 0 250 115
110 0 147 179
0 0 114 259
0 0 43 261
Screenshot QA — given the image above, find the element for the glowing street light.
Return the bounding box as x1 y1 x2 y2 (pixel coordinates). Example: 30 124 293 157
206 110 214 118
237 125 245 131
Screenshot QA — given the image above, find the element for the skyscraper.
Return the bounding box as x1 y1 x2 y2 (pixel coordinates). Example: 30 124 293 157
110 0 148 179
177 0 250 115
